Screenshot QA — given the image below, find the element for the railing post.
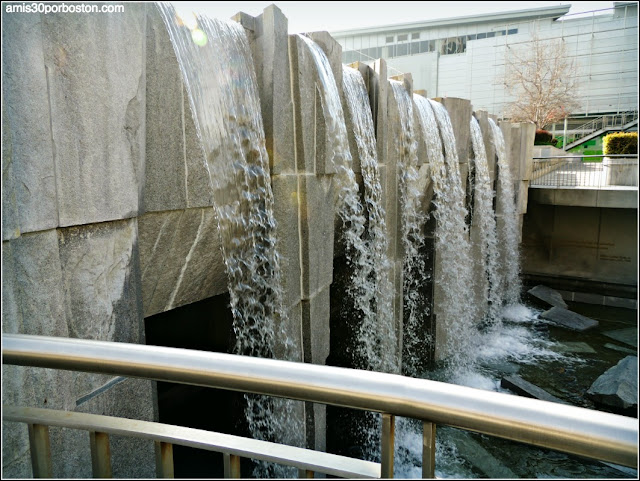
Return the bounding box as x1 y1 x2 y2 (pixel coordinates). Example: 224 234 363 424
223 453 241 478
90 431 112 478
155 441 174 478
28 424 53 478
422 422 436 478
381 413 395 478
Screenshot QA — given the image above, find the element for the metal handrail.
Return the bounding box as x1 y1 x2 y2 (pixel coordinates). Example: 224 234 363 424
566 110 638 145
3 333 638 476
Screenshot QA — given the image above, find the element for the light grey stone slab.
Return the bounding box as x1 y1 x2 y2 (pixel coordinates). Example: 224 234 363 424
183 89 214 209
527 284 568 309
271 174 302 309
297 174 335 299
2 100 19 241
501 375 569 404
520 122 535 181
2 13 58 234
144 6 187 213
587 356 637 411
540 306 599 331
42 6 146 227
551 341 596 354
604 343 637 355
301 286 331 366
603 328 637 348
439 97 472 168
138 208 228 318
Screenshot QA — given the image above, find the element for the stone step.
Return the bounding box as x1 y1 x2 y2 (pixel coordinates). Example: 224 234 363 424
603 328 637 348
527 285 568 309
604 343 637 355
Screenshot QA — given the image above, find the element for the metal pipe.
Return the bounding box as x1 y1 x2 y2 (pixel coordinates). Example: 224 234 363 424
90 431 112 478
3 334 637 468
28 424 53 478
422 422 436 479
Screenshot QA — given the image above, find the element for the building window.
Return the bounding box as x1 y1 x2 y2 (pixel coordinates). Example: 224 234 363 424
386 35 394 43
397 43 408 56
467 34 477 41
397 33 408 42
441 36 466 55
487 31 496 38
477 32 487 39
508 28 518 35
412 32 420 40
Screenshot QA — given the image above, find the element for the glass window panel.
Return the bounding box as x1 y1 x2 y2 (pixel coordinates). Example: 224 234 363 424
411 42 420 54
398 34 408 41
386 35 394 43
412 32 420 39
477 32 487 39
397 43 408 56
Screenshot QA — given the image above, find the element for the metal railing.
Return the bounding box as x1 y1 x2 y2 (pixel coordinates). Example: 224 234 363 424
531 154 638 188
2 334 638 478
565 110 638 146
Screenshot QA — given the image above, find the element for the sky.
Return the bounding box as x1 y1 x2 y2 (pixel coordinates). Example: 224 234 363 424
173 1 619 33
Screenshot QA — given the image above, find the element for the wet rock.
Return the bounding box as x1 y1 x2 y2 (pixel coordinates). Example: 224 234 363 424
603 328 637 348
539 307 599 332
604 343 636 355
587 356 637 414
527 285 568 309
501 375 569 404
445 428 518 479
551 341 596 354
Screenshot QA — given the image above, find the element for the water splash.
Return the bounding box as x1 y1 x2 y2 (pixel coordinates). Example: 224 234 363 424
469 116 502 325
488 119 522 305
389 82 429 378
158 5 301 476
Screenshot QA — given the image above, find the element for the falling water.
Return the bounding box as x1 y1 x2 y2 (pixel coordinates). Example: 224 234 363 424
158 5 301 476
488 119 522 305
469 117 503 325
341 65 397 375
425 99 477 371
389 81 430 378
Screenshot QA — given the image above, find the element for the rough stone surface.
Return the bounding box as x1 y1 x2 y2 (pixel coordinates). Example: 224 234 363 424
2 100 19 241
540 306 599 331
439 97 472 188
183 90 214 209
587 356 637 412
520 122 535 181
474 110 497 182
138 209 228 317
252 5 296 175
297 174 335 299
42 6 146 227
2 13 58 234
551 341 596 354
144 6 187 212
527 285 569 309
271 174 302 309
302 286 331 366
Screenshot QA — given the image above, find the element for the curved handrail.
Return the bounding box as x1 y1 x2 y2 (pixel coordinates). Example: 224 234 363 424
2 333 637 468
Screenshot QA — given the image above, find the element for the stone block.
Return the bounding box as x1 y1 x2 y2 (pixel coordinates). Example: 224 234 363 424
540 306 599 331
587 356 637 413
271 174 302 309
252 5 296 175
501 375 568 404
298 174 335 299
520 122 535 181
439 97 472 169
554 188 597 207
604 343 636 355
301 286 331 366
144 6 187 212
138 209 228 317
596 189 638 209
2 13 58 234
370 59 389 167
2 100 19 241
518 181 529 214
603 328 637 348
527 285 568 309
42 5 146 227
183 93 214 209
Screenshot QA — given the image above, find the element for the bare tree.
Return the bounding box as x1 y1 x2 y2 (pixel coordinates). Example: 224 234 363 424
503 35 580 129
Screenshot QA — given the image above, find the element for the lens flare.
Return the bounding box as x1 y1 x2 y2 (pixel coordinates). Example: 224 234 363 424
191 28 208 47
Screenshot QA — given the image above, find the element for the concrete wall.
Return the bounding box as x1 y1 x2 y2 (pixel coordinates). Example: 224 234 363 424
2 4 529 474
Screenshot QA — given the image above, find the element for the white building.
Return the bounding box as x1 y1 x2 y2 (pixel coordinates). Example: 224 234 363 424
332 2 638 133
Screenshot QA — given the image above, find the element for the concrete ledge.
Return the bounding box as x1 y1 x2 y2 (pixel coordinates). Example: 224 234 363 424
529 186 638 208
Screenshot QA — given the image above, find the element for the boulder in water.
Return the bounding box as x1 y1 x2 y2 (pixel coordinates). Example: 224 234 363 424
586 356 637 415
527 285 568 309
539 306 599 332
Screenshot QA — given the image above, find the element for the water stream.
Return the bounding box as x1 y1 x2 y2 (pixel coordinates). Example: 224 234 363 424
469 116 503 325
489 118 522 306
158 5 301 476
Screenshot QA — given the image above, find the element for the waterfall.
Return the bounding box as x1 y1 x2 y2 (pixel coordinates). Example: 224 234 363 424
488 119 522 306
423 99 477 371
469 117 503 325
387 82 429 378
158 5 301 476
341 65 397 375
